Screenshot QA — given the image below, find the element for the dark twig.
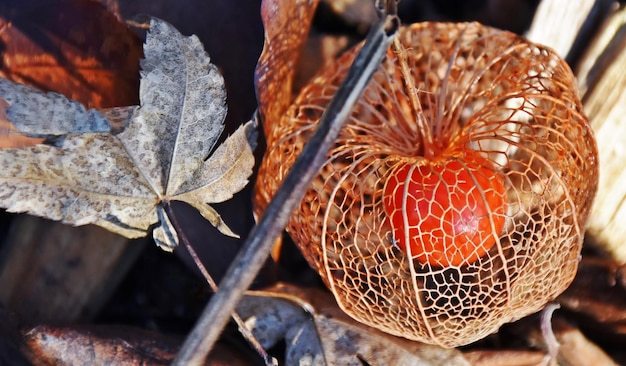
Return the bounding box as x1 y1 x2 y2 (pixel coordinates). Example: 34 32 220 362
172 9 399 366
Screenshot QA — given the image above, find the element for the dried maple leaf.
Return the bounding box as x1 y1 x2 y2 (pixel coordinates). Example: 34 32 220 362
0 18 256 251
0 0 141 109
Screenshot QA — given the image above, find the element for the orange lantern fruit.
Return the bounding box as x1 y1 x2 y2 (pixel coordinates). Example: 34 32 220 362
255 22 598 347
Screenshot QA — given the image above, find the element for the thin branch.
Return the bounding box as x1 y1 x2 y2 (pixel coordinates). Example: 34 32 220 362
171 11 399 366
164 202 276 365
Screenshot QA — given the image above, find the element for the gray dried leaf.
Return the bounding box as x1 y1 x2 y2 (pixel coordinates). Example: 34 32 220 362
0 18 256 251
237 284 470 366
0 78 113 135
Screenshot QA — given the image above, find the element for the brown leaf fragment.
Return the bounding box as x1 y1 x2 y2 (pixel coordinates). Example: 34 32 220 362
21 324 251 366
558 256 626 339
462 350 547 366
526 317 619 366
237 283 470 365
0 0 142 149
255 0 320 140
23 325 177 365
555 322 618 366
0 0 142 109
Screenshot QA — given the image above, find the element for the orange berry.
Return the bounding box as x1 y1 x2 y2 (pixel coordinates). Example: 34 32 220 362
383 153 507 267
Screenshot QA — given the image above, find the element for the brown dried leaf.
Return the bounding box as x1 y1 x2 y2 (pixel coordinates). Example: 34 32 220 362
0 0 142 148
558 257 626 338
0 19 256 251
0 0 141 109
254 0 320 140
23 325 177 365
554 321 618 366
22 324 251 366
237 283 470 365
524 316 619 366
462 350 547 366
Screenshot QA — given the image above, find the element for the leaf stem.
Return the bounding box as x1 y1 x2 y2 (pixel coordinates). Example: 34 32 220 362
171 11 399 366
163 202 276 365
